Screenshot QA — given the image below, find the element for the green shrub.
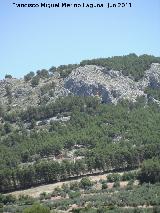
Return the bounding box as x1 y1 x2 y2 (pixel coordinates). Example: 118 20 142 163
68 191 81 199
80 177 93 190
122 172 137 181
113 181 120 188
31 76 40 87
5 74 12 79
24 72 35 81
102 183 108 190
23 204 50 213
107 174 121 182
70 181 80 191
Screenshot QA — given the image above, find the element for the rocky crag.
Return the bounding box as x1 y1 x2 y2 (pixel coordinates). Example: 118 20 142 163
65 63 160 104
0 63 160 111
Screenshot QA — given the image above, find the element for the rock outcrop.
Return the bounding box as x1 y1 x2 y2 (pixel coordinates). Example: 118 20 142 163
145 63 160 88
64 64 160 104
0 63 160 110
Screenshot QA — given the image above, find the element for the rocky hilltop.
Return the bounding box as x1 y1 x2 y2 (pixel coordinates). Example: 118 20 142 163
66 65 140 104
0 75 69 111
0 62 160 112
65 63 160 104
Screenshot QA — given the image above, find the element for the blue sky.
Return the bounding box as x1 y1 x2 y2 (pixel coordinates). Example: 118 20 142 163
0 0 160 79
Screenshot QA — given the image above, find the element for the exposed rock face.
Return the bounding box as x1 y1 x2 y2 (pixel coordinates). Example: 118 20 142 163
0 63 160 110
64 65 145 104
145 63 160 88
0 77 65 111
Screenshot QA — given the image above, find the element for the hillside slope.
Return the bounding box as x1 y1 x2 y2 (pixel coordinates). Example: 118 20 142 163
0 54 160 189
0 62 160 113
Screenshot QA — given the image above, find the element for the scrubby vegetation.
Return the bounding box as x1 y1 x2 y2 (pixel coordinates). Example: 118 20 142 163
1 176 160 212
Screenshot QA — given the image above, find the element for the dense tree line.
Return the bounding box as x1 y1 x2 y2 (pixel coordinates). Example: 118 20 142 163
80 54 160 81
0 96 160 192
23 63 79 83
0 142 160 193
23 54 160 82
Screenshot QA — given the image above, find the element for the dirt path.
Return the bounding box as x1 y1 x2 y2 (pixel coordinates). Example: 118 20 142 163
7 172 126 198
